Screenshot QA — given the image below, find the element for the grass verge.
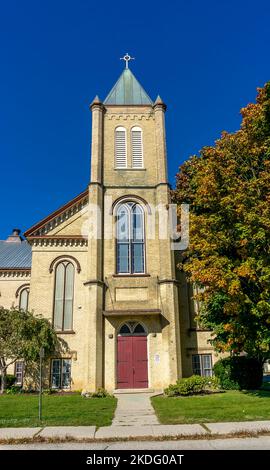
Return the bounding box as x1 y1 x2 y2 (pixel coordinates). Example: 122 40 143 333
0 393 117 428
151 390 270 424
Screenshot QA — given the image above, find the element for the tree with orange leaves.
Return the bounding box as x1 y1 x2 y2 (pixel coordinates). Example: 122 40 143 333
174 82 270 362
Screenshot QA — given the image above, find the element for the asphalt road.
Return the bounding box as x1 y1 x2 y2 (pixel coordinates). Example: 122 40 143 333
1 436 270 450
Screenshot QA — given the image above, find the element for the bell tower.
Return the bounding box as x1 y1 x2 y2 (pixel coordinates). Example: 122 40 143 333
84 56 182 391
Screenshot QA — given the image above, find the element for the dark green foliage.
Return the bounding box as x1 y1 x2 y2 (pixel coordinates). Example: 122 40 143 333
0 374 16 389
213 356 263 390
0 307 65 393
5 385 22 395
6 374 16 389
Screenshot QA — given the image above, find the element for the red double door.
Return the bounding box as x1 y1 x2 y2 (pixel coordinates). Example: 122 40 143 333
117 336 148 389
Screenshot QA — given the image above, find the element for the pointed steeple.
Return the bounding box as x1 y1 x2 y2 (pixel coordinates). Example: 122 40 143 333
89 95 103 110
104 68 153 106
154 95 164 105
154 95 167 110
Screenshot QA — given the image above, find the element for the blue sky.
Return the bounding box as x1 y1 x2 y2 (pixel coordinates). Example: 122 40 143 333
1 0 269 238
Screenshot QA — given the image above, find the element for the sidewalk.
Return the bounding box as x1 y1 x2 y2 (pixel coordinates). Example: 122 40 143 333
2 392 270 442
1 421 270 442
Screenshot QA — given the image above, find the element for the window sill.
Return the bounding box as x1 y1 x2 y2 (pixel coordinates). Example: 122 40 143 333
189 328 212 332
113 273 150 278
114 168 146 171
56 330 76 335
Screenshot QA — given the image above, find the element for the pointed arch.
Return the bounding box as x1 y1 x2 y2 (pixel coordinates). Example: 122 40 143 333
111 195 152 215
15 283 30 298
49 255 81 273
118 322 147 335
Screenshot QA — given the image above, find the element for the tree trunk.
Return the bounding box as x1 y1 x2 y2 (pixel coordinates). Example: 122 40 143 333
0 369 6 394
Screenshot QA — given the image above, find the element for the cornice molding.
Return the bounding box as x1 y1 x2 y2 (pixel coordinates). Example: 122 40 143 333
103 309 161 317
106 113 154 121
28 236 88 247
25 190 88 237
0 269 31 278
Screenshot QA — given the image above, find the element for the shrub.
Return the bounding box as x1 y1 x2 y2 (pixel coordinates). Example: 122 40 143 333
6 385 22 395
164 383 181 397
81 388 113 398
0 374 17 390
42 388 57 395
164 375 219 397
213 356 263 390
91 388 113 398
6 374 16 388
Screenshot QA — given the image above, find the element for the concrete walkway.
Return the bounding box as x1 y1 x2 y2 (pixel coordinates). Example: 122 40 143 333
112 392 159 426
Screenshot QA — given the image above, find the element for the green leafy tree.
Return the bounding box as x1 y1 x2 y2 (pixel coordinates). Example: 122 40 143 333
0 308 59 393
173 82 270 362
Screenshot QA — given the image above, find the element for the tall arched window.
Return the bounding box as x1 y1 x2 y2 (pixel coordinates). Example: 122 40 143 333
19 288 29 310
115 126 127 168
131 126 143 168
53 261 74 331
116 203 145 274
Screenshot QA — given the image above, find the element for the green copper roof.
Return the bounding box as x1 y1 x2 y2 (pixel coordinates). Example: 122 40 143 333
104 68 153 105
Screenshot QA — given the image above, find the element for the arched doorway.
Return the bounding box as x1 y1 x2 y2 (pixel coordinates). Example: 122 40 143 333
117 322 148 389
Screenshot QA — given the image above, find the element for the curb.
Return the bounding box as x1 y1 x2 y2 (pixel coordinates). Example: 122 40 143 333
1 425 270 444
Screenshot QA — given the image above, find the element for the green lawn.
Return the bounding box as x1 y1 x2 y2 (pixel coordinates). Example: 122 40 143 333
151 390 270 424
0 394 117 428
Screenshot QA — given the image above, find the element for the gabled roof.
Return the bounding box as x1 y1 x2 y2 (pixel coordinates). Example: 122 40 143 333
24 189 88 238
0 240 32 269
104 68 153 105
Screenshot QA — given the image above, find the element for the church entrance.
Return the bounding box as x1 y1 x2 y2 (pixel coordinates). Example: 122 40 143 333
117 322 148 389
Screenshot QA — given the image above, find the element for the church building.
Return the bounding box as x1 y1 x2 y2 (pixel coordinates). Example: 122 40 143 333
0 57 215 391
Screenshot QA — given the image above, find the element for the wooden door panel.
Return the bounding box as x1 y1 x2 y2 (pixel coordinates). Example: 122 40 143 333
117 335 148 389
132 336 148 388
117 336 133 388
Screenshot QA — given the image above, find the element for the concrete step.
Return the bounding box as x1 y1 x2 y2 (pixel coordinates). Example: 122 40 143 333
114 388 155 394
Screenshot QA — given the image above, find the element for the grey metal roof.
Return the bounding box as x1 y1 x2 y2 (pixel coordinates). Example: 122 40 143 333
0 240 32 269
104 68 153 105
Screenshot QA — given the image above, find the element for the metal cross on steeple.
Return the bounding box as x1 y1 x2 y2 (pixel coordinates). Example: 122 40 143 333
120 53 135 69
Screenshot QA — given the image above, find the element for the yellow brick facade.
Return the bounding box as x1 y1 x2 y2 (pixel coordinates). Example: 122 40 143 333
0 69 216 391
